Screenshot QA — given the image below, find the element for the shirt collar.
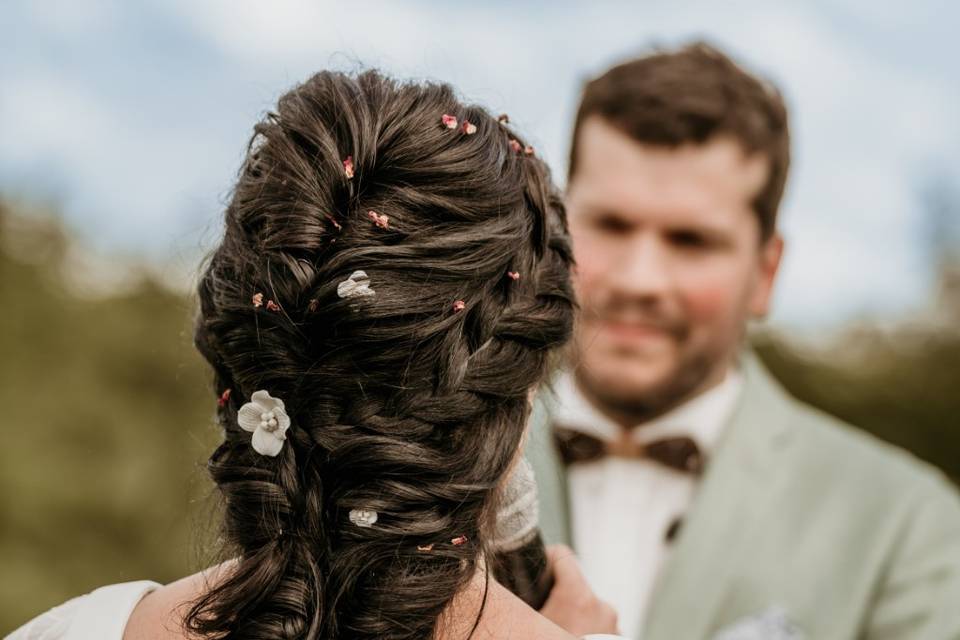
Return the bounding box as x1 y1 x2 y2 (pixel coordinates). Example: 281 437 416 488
550 366 744 457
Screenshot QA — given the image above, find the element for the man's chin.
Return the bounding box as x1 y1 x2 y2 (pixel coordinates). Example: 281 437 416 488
575 352 715 422
578 356 679 402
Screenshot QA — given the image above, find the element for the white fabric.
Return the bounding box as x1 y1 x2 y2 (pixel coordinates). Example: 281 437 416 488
6 580 160 640
558 368 743 640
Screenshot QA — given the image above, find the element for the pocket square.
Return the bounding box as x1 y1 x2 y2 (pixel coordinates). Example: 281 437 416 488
711 606 804 640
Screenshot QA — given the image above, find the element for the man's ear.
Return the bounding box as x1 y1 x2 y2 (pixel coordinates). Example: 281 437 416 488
749 232 784 318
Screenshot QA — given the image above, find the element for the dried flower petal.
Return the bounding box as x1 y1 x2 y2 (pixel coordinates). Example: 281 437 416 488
417 543 435 552
507 271 520 281
441 114 458 129
307 298 319 313
508 139 522 153
524 145 535 156
324 213 342 232
451 535 469 546
368 210 390 229
217 388 232 408
452 300 466 313
461 120 477 135
252 292 264 308
265 300 281 312
343 156 355 179
497 114 510 124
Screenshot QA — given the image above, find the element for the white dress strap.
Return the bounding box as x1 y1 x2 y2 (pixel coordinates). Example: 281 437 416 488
65 581 161 640
7 580 161 640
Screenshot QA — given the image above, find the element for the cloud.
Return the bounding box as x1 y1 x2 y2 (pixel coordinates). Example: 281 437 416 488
2 0 957 328
18 0 122 39
0 68 234 255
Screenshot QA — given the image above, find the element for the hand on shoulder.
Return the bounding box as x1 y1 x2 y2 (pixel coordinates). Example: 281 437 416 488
540 544 620 637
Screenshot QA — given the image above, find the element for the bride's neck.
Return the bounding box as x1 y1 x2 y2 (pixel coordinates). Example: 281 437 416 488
435 556 574 640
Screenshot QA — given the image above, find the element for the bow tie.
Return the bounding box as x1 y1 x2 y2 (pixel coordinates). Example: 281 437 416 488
552 424 706 475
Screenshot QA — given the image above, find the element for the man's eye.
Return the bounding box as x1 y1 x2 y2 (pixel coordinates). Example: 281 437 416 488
669 231 709 247
595 216 631 233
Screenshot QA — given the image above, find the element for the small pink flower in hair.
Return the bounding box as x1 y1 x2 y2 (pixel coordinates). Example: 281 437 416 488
524 145 535 156
461 120 477 135
252 292 264 308
265 299 281 312
441 114 459 129
508 139 522 153
451 535 469 546
452 299 466 313
368 210 389 229
497 114 510 124
217 388 232 408
343 156 355 179
507 271 520 281
324 213 342 232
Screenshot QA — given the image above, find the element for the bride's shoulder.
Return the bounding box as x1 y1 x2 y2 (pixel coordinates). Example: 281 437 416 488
7 580 161 640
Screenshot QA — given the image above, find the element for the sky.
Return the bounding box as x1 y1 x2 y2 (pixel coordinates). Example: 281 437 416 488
2 0 958 329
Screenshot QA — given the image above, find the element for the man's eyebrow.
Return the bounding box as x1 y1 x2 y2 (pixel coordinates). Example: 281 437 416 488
668 223 732 235
578 203 632 219
666 224 737 244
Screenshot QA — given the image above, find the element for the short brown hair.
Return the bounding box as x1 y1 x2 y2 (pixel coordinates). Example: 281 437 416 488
569 41 790 240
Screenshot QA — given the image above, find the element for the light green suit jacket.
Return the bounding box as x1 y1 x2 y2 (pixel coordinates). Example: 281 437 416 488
527 352 960 639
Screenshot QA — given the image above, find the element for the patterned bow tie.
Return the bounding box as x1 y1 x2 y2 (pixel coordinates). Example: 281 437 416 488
552 424 706 475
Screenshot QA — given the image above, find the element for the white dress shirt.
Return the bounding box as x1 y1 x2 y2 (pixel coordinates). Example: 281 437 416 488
555 368 743 639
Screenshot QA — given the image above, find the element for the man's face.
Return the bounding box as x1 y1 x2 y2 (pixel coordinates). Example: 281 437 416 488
566 117 783 420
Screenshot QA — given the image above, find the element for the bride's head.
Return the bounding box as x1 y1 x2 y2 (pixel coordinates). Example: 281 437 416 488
188 69 574 639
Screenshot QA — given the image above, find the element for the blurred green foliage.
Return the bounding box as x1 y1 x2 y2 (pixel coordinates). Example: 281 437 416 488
1 199 958 631
1 201 221 631
754 330 960 485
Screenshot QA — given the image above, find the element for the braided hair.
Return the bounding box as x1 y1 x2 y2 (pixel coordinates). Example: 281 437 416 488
186 69 575 639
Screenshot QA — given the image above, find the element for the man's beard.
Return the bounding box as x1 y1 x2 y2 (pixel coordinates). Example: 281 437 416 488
574 340 722 426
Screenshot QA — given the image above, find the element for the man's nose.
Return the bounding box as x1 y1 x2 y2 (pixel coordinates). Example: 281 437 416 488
609 233 672 299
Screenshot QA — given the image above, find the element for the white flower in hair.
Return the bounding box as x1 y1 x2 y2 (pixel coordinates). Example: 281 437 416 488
337 270 376 299
238 390 291 457
349 508 378 528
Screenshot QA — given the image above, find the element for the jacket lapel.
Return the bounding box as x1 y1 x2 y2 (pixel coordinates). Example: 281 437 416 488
641 352 799 640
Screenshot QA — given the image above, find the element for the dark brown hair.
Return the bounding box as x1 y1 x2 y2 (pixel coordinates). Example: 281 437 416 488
185 70 575 639
569 41 791 239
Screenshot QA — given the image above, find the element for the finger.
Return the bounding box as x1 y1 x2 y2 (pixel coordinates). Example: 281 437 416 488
545 544 588 589
604 604 620 634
